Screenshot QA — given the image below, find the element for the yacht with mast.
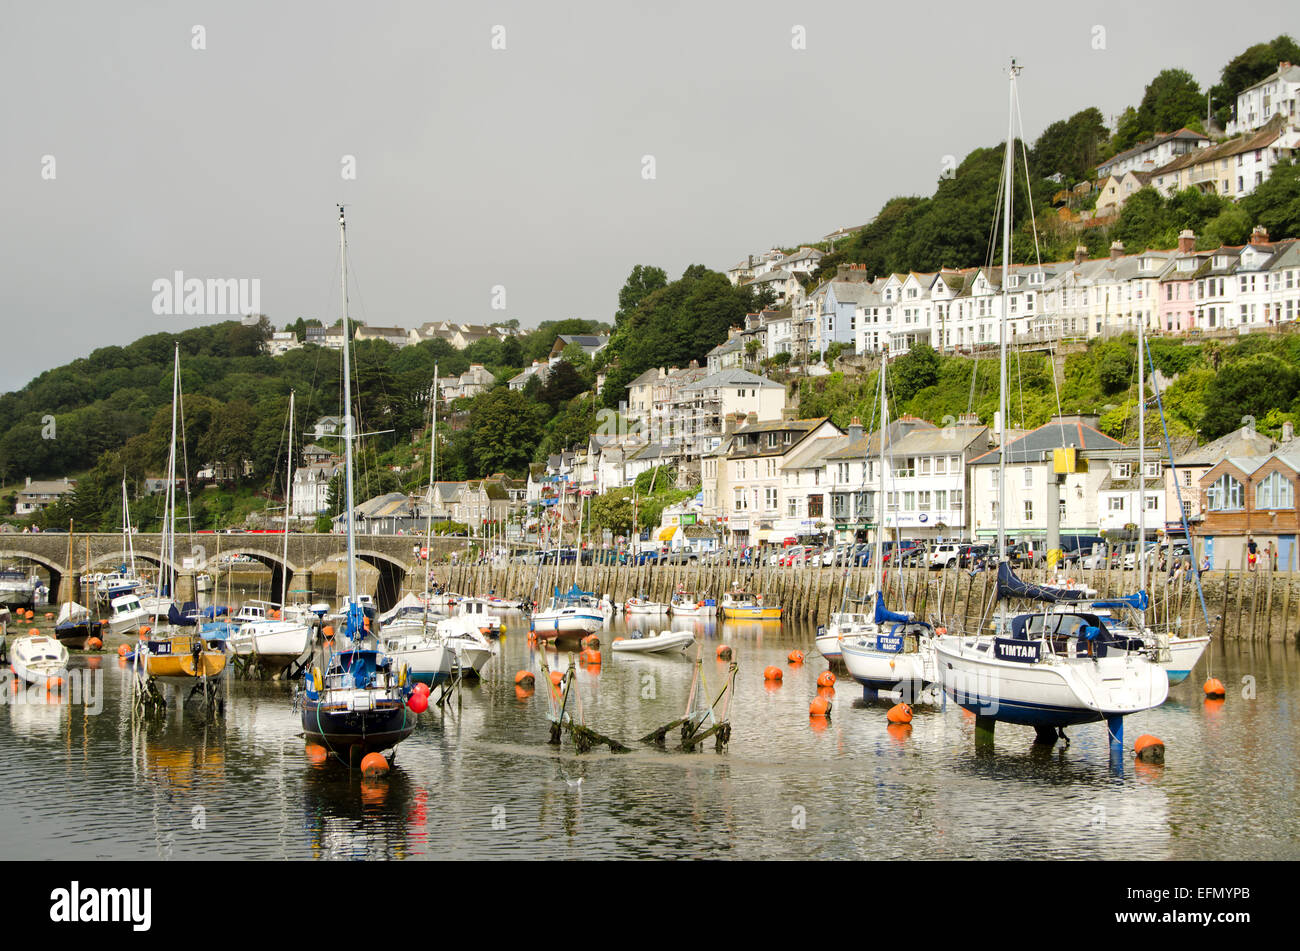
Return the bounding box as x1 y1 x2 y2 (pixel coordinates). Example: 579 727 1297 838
836 350 938 696
932 61 1168 751
228 391 313 669
299 206 416 764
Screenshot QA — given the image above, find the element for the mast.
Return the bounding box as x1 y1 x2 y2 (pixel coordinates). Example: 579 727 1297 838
1138 316 1147 598
423 367 438 635
874 348 888 593
281 390 294 608
997 59 1020 568
338 205 358 605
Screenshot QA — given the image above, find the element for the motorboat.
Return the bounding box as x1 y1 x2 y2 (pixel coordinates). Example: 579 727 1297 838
455 596 501 636
720 590 781 620
437 616 495 677
107 594 149 635
611 629 695 654
625 595 669 615
669 591 716 617
0 568 37 610
227 616 312 667
10 633 68 686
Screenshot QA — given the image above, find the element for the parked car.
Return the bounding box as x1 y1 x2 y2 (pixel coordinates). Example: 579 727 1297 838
665 550 698 565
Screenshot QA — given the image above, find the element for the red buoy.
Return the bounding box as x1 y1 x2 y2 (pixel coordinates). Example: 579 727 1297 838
359 753 389 777
763 666 783 682
886 702 913 724
716 645 733 660
788 650 804 665
1133 734 1165 764
407 691 428 714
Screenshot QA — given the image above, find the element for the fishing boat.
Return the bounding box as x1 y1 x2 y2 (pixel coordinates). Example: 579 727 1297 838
0 568 37 610
299 206 416 764
611 629 695 654
226 393 312 669
530 584 606 637
933 61 1168 751
719 590 781 620
625 595 669 615
455 596 501 635
10 634 68 686
669 590 716 617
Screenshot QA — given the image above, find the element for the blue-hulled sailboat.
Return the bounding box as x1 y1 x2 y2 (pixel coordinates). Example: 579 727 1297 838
299 206 415 766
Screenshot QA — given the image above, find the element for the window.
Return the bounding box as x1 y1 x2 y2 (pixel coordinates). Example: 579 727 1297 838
935 455 946 475
1143 461 1160 478
766 459 777 479
920 457 931 476
952 489 962 510
935 490 947 511
903 491 915 511
767 433 779 448
1109 497 1125 511
1115 462 1131 479
836 462 850 483
1023 467 1032 488
917 491 931 512
1024 500 1033 521
831 493 850 519
765 488 778 510
808 495 824 518
1206 474 1243 511
887 492 899 512
787 497 798 518
1145 494 1159 511
734 487 748 511
1257 471 1295 510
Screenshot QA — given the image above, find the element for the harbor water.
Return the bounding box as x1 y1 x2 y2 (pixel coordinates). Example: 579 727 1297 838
1 613 1297 860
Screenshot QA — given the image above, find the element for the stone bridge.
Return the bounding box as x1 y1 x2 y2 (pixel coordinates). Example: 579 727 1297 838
0 533 473 610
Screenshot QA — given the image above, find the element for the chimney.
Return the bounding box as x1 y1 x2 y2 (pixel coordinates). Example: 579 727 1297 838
724 414 740 436
1250 225 1269 246
25 476 31 487
688 359 698 369
837 264 851 279
1245 417 1256 433
848 416 863 443
1074 245 1088 264
728 326 742 339
1284 421 1295 443
1178 229 1196 254
747 412 759 427
1109 240 1125 260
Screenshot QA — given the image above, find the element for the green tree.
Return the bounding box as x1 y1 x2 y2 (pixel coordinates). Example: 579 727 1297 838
1242 160 1300 239
1200 353 1300 438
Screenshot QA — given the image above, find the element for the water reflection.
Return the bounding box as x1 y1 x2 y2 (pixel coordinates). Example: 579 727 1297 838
0 619 1295 859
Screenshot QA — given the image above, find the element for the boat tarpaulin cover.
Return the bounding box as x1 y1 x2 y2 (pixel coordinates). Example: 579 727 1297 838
996 562 1089 603
873 590 911 625
1090 591 1150 612
554 583 594 601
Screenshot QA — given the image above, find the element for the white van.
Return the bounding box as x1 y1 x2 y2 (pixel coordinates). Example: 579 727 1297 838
929 543 962 569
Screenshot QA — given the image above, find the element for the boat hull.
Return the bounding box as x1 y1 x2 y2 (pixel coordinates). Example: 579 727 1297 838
611 632 695 654
228 621 312 667
1162 636 1210 685
300 697 414 759
933 638 1169 728
840 635 932 692
529 611 603 636
721 606 782 620
54 620 102 650
814 633 842 660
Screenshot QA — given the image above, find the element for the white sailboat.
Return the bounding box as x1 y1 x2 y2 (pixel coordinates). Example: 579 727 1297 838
227 391 312 668
380 367 453 686
933 60 1168 748
835 350 939 696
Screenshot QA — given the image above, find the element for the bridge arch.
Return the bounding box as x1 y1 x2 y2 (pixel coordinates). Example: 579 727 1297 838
0 549 68 605
353 548 415 612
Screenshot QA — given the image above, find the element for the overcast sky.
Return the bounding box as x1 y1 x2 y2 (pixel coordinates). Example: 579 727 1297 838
0 0 1278 393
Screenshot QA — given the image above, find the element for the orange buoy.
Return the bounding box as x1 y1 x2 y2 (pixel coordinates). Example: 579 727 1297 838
612 636 625 642
514 685 534 700
1203 677 1226 698
514 670 536 687
816 671 836 688
86 637 103 651
716 645 732 660
886 702 913 724
117 644 130 656
305 743 329 764
788 650 804 665
763 665 783 682
586 636 600 649
549 670 563 686
44 612 54 620
139 625 151 636
359 752 389 777
1133 734 1165 764
322 625 334 639
28 627 39 637
809 695 831 717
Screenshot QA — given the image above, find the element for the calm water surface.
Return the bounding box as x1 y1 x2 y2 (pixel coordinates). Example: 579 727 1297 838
2 613 1297 860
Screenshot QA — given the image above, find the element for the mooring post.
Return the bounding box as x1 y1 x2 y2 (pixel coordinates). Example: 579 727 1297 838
1107 715 1124 765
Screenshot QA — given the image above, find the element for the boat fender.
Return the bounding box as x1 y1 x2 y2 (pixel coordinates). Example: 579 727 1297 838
312 666 323 692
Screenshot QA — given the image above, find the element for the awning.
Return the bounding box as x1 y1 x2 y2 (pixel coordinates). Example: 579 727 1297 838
658 527 677 542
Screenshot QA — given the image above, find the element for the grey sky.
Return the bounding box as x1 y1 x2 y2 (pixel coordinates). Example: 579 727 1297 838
0 0 1279 393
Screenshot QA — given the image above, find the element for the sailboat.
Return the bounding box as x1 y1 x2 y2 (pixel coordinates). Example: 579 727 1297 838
837 354 939 696
300 206 417 763
932 61 1168 748
53 522 103 649
529 496 606 636
133 346 227 685
380 368 454 686
228 391 313 669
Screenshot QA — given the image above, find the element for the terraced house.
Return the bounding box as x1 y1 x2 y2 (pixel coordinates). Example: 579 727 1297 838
1197 437 1300 570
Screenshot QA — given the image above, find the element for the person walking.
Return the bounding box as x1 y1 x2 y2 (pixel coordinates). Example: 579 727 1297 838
1247 536 1258 572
